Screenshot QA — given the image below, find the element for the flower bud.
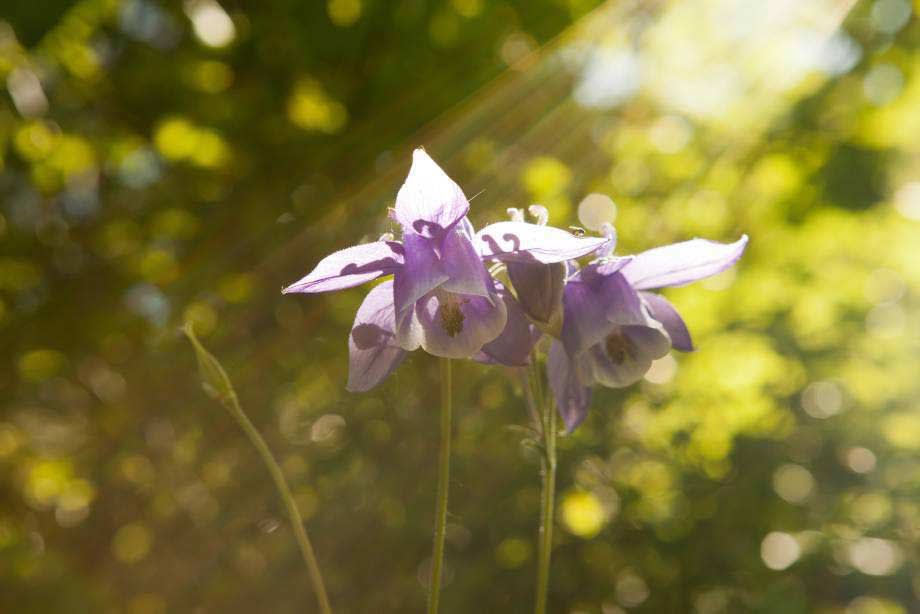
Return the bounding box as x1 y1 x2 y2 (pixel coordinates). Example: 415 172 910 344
506 261 565 337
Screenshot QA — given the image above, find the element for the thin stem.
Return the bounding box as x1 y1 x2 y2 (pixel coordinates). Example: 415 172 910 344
519 368 541 433
535 382 557 614
428 357 453 614
224 394 333 614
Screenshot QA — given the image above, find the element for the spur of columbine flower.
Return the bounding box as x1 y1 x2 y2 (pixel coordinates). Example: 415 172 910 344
497 211 748 431
282 149 607 391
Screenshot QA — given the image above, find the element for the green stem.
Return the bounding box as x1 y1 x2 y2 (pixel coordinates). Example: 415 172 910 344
428 357 453 614
535 383 557 614
224 393 333 614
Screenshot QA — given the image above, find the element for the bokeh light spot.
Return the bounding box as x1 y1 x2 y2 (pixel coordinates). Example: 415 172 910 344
772 464 814 504
18 349 67 383
761 531 800 570
844 447 877 474
495 537 532 569
848 537 901 576
577 193 617 231
561 490 606 538
287 79 348 134
185 0 236 48
327 0 362 27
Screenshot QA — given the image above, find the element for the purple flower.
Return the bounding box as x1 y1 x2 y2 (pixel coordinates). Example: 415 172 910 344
283 149 606 391
547 235 748 432
547 234 749 432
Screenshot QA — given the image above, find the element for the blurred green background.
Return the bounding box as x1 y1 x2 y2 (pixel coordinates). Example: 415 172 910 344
1 0 919 612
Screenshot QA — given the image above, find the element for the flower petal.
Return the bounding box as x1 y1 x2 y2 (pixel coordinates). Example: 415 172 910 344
282 241 403 294
475 221 608 264
439 223 491 298
347 281 407 392
585 324 670 388
475 283 540 367
547 341 592 433
641 292 693 352
506 261 565 335
621 235 748 290
394 149 469 238
561 266 644 356
413 289 507 358
393 232 448 323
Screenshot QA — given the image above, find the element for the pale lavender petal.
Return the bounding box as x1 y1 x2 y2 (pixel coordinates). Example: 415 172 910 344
585 323 670 388
547 341 592 433
394 301 423 351
282 241 403 294
347 281 407 392
641 292 693 352
506 261 565 335
561 267 644 356
475 221 608 264
394 149 469 238
475 283 540 367
412 289 507 358
393 232 448 323
439 224 491 298
621 235 749 290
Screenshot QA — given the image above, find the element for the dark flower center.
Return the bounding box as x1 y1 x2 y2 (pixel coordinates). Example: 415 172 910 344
439 301 465 337
604 329 635 365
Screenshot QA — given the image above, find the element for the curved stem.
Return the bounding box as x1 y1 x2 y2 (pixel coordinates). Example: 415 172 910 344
535 383 557 614
224 394 333 614
428 357 453 614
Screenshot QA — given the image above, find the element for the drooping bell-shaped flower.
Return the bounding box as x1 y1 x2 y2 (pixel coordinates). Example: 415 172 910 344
548 233 749 432
284 149 606 391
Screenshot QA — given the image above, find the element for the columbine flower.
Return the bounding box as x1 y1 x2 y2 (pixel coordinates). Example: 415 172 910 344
283 149 606 391
547 233 749 431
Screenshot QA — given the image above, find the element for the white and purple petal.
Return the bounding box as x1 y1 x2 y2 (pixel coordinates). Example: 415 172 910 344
475 221 608 264
560 267 645 356
585 324 671 389
394 149 469 238
547 341 592 433
475 283 540 367
621 235 748 290
393 231 448 323
283 241 403 294
439 224 492 298
411 289 507 359
641 292 693 352
347 280 407 392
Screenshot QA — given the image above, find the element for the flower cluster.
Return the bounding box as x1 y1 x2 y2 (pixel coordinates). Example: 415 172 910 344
285 149 747 430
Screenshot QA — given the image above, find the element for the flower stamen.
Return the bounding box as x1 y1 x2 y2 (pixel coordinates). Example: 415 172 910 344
439 301 465 337
604 329 635 365
528 204 549 226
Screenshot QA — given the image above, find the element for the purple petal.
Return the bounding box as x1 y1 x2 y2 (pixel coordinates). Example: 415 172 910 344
641 292 693 352
621 235 749 290
506 261 565 335
411 289 507 358
561 267 645 356
347 281 407 392
393 232 448 324
547 341 592 433
475 221 608 264
584 324 670 388
439 223 491 298
283 241 403 294
394 149 469 238
475 283 540 367
394 302 423 351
